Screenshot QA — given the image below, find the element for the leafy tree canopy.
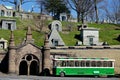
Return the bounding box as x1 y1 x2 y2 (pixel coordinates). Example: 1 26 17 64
43 0 70 19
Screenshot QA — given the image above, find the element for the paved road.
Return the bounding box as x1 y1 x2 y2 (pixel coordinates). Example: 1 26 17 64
0 76 119 80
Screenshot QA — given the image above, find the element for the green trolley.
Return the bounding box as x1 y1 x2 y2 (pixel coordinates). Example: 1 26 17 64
52 58 115 77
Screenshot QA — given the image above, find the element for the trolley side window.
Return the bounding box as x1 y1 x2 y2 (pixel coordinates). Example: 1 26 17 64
81 61 86 67
103 61 108 67
56 60 61 67
86 61 90 67
108 61 113 67
69 61 74 67
61 61 67 67
97 61 102 67
91 61 96 67
75 61 79 67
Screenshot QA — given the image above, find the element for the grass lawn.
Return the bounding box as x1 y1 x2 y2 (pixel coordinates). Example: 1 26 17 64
0 17 120 46
0 30 45 46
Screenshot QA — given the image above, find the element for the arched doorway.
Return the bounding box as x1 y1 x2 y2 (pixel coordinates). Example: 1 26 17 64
19 61 28 75
30 61 38 75
19 54 39 75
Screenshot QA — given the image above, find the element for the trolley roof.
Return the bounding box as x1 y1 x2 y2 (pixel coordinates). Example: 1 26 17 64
53 57 115 61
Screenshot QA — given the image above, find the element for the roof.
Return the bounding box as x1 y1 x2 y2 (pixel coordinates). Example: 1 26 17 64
81 27 99 31
17 43 42 50
0 38 8 42
5 6 13 10
1 19 16 21
0 4 14 10
54 57 115 61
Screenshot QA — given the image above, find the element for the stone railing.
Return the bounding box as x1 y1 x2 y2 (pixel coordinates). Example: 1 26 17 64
50 45 120 50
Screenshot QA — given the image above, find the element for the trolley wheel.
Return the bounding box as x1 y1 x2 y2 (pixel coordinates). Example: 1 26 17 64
60 72 65 77
94 75 99 78
100 75 108 78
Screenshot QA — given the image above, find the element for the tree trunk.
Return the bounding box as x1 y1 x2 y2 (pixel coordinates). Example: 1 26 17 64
77 12 80 22
94 0 99 23
81 12 84 24
40 3 43 14
14 0 18 11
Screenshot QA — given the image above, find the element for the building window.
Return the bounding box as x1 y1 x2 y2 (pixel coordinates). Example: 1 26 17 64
9 12 11 16
52 39 59 46
54 40 58 46
7 11 9 16
1 10 5 16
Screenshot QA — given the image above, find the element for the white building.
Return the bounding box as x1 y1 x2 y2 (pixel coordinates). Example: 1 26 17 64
49 20 62 32
0 19 16 31
0 38 8 49
80 28 99 46
0 4 14 17
60 13 67 21
48 20 65 47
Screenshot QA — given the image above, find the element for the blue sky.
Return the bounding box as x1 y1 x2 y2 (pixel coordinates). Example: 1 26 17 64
0 0 112 19
0 1 39 12
0 0 77 18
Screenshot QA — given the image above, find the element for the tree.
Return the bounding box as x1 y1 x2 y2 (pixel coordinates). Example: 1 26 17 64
36 0 46 14
18 0 34 11
94 0 99 23
37 0 70 20
88 0 103 23
67 0 94 23
87 9 96 22
104 0 120 24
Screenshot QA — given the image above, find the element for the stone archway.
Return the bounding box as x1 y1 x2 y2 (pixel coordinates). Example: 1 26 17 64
19 61 28 75
19 54 39 75
30 61 39 75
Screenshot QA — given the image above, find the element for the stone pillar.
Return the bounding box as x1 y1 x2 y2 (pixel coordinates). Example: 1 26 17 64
25 27 34 44
43 33 51 73
8 31 16 74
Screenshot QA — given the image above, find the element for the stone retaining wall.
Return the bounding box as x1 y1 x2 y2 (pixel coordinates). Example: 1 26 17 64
50 46 120 74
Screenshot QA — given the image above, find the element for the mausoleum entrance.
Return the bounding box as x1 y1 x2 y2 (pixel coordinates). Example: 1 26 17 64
19 54 39 75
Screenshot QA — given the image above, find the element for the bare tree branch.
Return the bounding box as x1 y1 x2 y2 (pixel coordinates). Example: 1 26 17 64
104 0 120 24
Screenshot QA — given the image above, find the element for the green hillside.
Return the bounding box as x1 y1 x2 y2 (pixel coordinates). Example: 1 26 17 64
0 17 120 46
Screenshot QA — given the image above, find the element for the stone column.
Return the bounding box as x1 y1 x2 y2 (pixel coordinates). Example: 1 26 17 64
43 33 51 75
25 27 34 44
8 31 16 74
